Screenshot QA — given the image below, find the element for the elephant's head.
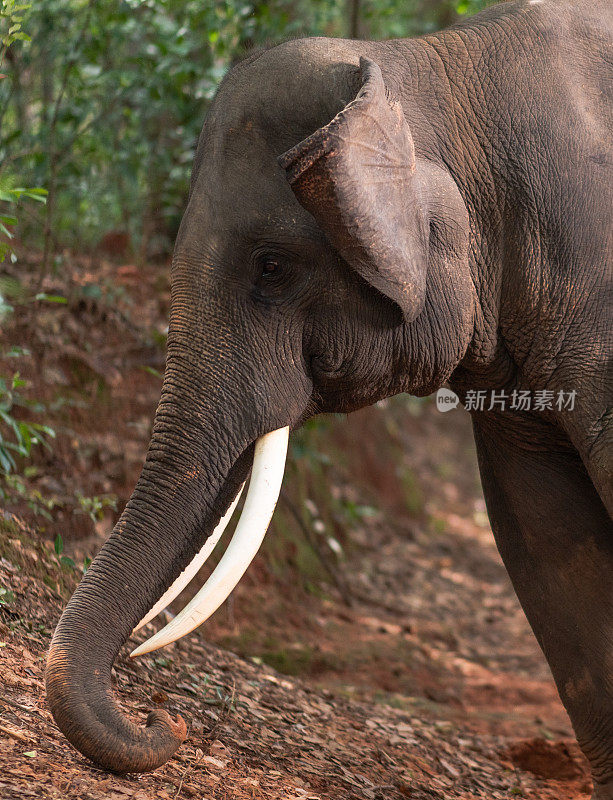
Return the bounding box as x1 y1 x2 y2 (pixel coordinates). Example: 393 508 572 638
46 43 473 773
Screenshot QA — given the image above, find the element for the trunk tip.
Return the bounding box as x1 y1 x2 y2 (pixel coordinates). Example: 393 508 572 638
46 642 187 773
146 709 188 744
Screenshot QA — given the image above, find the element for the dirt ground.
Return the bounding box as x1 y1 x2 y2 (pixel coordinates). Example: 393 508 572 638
0 254 593 799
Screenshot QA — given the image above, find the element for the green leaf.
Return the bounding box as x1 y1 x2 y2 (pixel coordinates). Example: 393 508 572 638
19 187 47 202
0 586 15 605
10 187 47 201
5 345 30 358
140 365 162 378
34 293 67 304
54 533 63 556
31 422 54 435
0 447 16 473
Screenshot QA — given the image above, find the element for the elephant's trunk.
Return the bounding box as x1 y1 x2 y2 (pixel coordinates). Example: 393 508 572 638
45 240 310 773
45 370 251 773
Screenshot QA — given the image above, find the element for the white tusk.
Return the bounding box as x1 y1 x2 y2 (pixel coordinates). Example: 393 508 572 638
132 485 245 634
130 426 289 658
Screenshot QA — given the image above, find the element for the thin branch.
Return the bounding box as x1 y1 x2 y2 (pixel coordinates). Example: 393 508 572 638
41 0 95 282
280 489 353 607
348 0 361 39
48 1 95 136
0 147 43 173
55 88 131 170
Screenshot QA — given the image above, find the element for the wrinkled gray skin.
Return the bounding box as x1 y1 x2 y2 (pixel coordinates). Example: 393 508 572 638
47 0 612 793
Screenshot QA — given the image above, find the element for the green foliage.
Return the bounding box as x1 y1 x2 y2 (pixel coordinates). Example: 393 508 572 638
0 372 55 475
75 492 117 524
2 472 57 519
1 0 277 254
0 183 47 263
53 532 76 569
0 584 15 604
0 5 61 524
53 532 94 574
0 1 47 263
0 0 31 50
455 0 492 15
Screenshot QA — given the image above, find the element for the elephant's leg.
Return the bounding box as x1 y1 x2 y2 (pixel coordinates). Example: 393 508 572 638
472 414 613 798
570 413 613 520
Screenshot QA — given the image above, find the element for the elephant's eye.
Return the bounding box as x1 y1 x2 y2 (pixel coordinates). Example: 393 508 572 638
260 256 279 278
252 251 298 304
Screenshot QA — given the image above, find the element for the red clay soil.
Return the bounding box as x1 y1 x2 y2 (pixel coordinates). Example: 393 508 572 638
0 254 594 799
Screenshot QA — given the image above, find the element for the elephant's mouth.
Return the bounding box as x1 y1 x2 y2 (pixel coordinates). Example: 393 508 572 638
129 425 289 657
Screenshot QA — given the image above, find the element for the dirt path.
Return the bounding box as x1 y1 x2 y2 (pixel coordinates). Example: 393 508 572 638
0 255 593 798
0 402 592 800
0 550 591 800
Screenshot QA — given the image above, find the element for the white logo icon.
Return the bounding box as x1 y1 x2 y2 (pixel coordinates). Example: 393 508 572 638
436 388 460 412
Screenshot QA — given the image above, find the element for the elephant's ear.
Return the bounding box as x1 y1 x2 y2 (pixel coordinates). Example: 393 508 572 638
278 57 428 320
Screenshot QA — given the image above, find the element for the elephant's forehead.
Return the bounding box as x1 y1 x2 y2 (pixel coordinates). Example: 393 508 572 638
178 149 323 265
189 129 320 244
192 108 286 207
209 39 358 133
194 40 360 177
190 147 298 229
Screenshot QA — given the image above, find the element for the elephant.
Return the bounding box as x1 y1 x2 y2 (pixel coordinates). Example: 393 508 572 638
46 0 612 794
